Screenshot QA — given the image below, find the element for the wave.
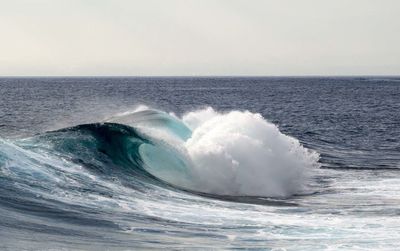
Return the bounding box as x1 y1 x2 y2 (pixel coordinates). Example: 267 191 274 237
0 106 320 199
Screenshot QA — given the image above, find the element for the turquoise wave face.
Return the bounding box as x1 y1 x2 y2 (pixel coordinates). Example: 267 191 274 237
105 109 197 188
36 122 192 188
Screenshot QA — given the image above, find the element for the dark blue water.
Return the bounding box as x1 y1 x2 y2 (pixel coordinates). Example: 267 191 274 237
0 77 399 250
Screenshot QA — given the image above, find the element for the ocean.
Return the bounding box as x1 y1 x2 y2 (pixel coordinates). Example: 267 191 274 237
0 77 399 250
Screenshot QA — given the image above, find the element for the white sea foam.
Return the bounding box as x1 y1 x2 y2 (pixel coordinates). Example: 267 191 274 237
182 107 320 197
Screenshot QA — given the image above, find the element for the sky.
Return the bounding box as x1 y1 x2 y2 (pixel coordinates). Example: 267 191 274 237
0 0 399 76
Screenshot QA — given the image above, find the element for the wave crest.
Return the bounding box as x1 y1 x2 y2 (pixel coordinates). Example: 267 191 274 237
128 107 320 197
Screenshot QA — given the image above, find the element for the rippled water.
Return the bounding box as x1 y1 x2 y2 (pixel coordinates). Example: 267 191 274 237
0 77 399 250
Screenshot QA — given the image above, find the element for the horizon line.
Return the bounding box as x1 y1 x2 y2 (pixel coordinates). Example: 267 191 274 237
0 75 399 78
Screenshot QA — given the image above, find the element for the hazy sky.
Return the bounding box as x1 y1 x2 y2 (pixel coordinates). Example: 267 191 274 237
0 0 399 76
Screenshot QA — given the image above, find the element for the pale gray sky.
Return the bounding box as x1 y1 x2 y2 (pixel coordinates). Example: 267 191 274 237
0 0 399 76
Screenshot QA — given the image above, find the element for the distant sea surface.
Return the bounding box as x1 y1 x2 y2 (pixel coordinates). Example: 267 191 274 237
0 77 399 250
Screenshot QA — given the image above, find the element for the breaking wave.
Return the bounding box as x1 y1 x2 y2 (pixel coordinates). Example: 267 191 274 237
0 106 319 202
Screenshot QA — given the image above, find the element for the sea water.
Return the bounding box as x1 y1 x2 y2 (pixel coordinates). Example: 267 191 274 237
0 77 399 250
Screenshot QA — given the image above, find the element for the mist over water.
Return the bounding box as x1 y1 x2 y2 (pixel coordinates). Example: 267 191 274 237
0 77 399 250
